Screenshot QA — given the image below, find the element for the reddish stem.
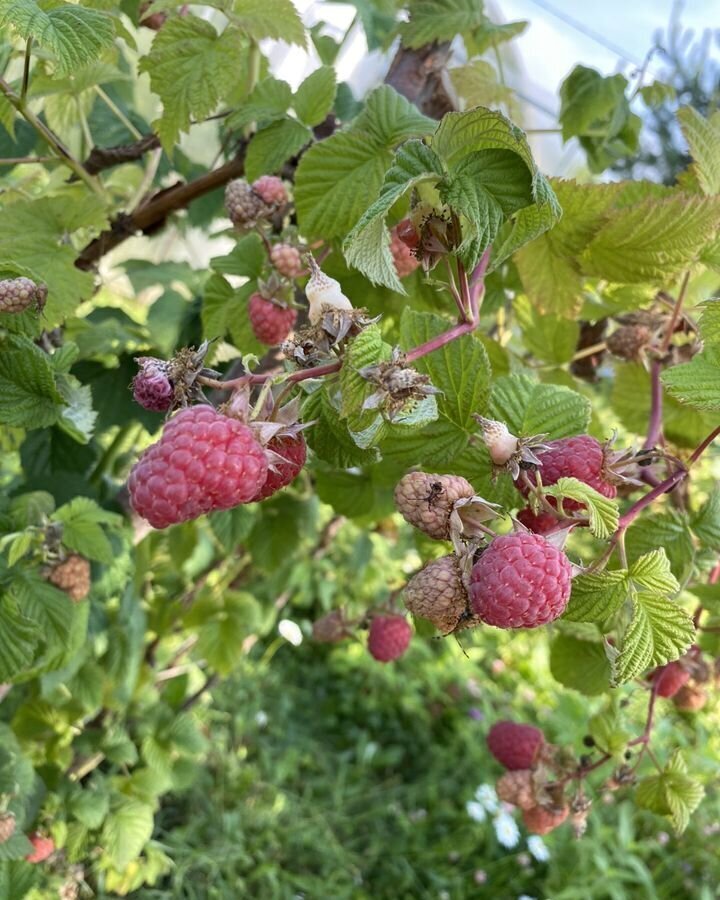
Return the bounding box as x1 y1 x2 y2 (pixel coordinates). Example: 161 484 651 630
643 360 664 451
405 319 478 363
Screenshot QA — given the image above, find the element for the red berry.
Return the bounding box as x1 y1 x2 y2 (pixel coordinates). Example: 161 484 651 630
395 218 420 250
128 406 269 529
26 833 54 863
271 243 303 278
516 507 561 535
251 434 306 501
252 175 287 207
132 358 173 412
390 227 420 278
516 435 617 512
248 293 297 346
522 805 569 835
469 533 572 628
368 615 412 662
650 660 690 698
487 721 545 770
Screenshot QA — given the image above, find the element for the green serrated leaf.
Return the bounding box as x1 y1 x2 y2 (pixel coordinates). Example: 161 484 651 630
226 76 292 130
245 117 312 181
0 598 38 682
54 497 121 564
0 1 115 76
55 374 97 445
140 15 247 152
196 591 262 675
636 750 704 835
543 477 618 539
489 374 591 439
449 60 515 112
293 66 337 127
677 107 720 196
550 633 611 695
229 0 305 46
339 325 391 418
400 0 487 49
515 294 579 363
102 796 154 870
563 571 628 626
690 490 720 550
0 335 65 429
628 549 679 596
661 348 720 411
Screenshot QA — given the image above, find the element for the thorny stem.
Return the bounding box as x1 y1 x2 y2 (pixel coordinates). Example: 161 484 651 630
442 256 467 320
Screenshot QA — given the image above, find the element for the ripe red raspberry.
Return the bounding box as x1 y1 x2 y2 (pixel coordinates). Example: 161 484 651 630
251 434 306 501
252 175 287 207
312 610 349 643
132 358 173 412
26 833 54 863
368 614 412 662
47 555 91 602
139 0 166 28
516 507 561 535
394 472 475 540
0 812 16 844
522 804 569 835
0 277 47 314
390 227 420 278
516 435 617 512
487 721 545 770
270 243 304 278
496 770 536 810
673 683 707 711
469 533 572 629
650 660 690 698
248 293 297 345
128 405 268 529
404 554 473 635
395 217 420 250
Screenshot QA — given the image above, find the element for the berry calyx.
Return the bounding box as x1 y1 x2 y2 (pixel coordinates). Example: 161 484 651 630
469 533 572 629
251 433 306 501
368 614 412 662
0 812 16 844
389 226 420 278
251 175 287 207
404 554 474 635
522 804 569 835
248 293 297 346
132 358 174 412
496 770 537 810
26 833 54 863
47 554 91 602
487 721 545 770
650 660 690 698
271 243 304 279
474 416 549 480
128 405 269 529
0 277 48 314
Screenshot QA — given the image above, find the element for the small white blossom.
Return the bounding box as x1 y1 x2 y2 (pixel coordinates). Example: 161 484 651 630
493 810 520 848
278 618 303 646
475 783 499 813
255 710 269 728
518 895 537 900
466 800 487 823
527 835 550 862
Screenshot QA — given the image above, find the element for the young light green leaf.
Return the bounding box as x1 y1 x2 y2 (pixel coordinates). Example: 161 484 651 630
697 300 720 346
54 497 122 564
690 490 720 550
293 66 337 127
636 750 704 835
229 0 305 46
339 325 392 418
515 295 579 363
139 15 247 152
244 117 312 181
0 1 115 77
661 348 720 411
543 477 618 539
628 549 680 597
677 107 720 196
563 571 628 625
449 60 515 112
0 336 65 429
399 0 488 48
226 76 293 130
102 796 155 871
54 374 97 445
582 192 720 283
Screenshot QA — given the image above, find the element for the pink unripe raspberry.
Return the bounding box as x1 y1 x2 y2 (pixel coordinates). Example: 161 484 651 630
469 533 572 629
516 507 561 535
404 554 472 635
390 227 420 278
128 405 269 529
251 434 306 501
522 804 569 835
673 683 707 711
248 293 297 345
252 175 287 207
650 660 690 698
132 358 173 412
0 277 47 314
395 217 420 250
496 770 537 810
487 721 545 770
368 614 412 662
394 472 475 541
270 243 304 278
516 435 617 512
26 833 54 863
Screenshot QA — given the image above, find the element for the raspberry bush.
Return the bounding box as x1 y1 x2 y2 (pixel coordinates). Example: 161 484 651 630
0 1 719 896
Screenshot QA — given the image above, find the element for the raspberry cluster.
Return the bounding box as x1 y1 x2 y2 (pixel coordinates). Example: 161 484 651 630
0 277 48 314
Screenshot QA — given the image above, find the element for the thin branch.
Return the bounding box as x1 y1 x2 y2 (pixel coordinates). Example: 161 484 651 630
659 271 690 354
95 85 143 140
643 359 664 451
21 37 32 102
